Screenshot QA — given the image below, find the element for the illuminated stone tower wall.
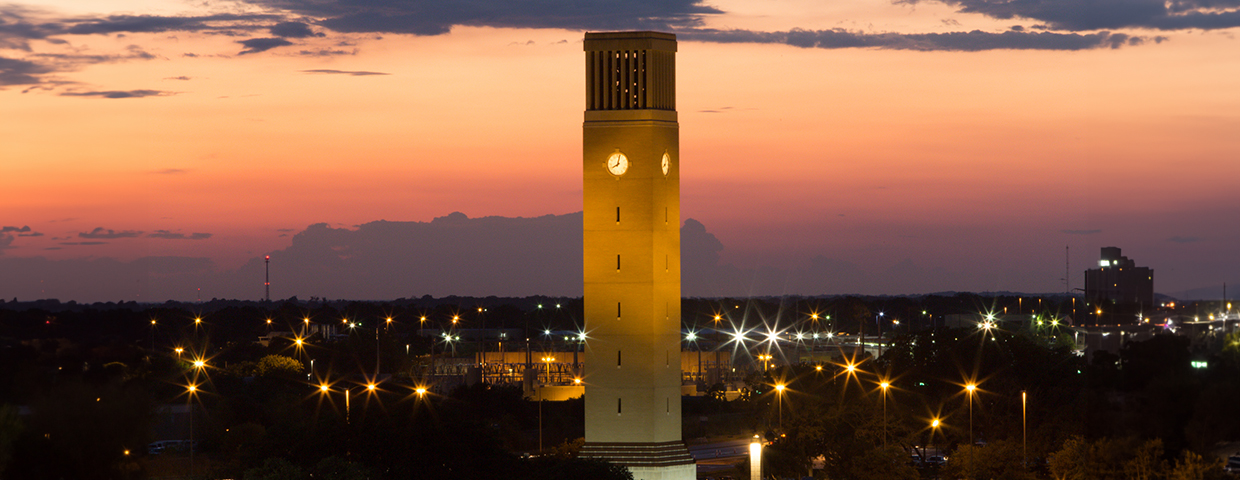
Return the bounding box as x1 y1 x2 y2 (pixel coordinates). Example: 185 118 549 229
578 31 695 480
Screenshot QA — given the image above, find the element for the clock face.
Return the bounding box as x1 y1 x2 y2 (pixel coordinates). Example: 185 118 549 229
661 153 670 176
607 151 629 176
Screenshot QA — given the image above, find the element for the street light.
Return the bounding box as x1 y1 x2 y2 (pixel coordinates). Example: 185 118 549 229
965 383 976 447
879 380 890 449
774 383 786 430
538 356 555 452
1022 390 1027 467
184 383 199 477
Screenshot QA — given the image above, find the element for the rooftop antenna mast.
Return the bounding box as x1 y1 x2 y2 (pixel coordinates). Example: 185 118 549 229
264 255 271 302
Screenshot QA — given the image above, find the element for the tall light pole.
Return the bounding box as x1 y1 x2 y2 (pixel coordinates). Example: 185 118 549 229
965 383 976 477
540 355 554 451
774 383 785 431
1022 390 1027 467
880 380 890 449
877 312 884 356
185 384 197 478
810 313 819 363
965 383 976 446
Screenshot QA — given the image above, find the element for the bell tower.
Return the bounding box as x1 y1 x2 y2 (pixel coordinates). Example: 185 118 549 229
578 31 694 480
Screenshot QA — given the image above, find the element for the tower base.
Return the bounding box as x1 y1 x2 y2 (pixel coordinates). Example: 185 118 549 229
580 441 696 480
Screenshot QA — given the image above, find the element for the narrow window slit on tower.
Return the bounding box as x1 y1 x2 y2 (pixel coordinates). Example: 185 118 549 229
617 254 620 271
667 397 670 414
617 350 622 367
617 302 621 319
665 207 668 224
618 398 622 415
616 207 620 223
666 350 669 367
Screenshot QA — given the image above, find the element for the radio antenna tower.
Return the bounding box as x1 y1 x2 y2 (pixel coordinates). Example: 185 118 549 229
264 255 271 302
1064 246 1070 295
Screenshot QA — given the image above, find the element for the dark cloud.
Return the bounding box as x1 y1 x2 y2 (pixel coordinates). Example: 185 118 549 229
907 0 1240 31
148 230 212 240
223 212 586 299
0 10 63 50
154 168 189 174
2 44 159 87
297 48 357 56
1168 236 1204 243
270 21 322 38
682 27 1152 51
32 45 158 63
0 234 12 251
237 37 293 54
79 227 142 239
64 13 279 35
1061 229 1103 235
60 241 108 245
4 225 45 237
164 76 192 80
59 89 174 98
300 69 389 76
0 56 54 86
244 0 721 35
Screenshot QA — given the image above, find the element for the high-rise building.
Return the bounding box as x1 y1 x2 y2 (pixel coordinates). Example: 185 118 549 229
578 31 695 480
1084 246 1154 307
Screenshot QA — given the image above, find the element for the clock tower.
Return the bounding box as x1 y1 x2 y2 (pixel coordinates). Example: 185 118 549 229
578 31 695 480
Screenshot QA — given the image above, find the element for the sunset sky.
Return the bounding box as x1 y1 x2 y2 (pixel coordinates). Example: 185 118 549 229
2 0 1238 302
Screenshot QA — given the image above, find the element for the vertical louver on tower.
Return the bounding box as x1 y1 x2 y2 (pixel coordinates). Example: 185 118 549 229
585 32 676 111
